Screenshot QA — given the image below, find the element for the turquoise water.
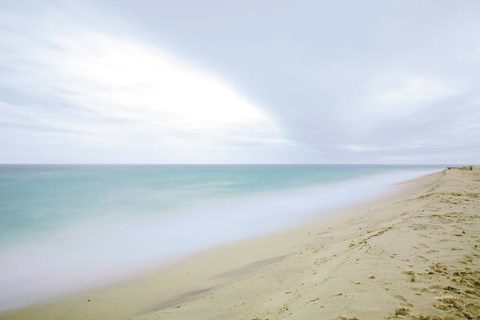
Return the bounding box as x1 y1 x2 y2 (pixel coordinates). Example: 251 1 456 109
0 164 413 246
0 164 440 310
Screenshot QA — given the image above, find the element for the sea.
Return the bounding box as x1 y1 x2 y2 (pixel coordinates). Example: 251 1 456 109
0 164 440 311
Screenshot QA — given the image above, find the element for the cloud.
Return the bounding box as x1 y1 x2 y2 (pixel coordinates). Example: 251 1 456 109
0 3 300 163
1 0 479 164
374 76 457 113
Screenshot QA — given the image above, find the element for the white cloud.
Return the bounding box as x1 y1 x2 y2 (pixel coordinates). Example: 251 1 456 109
1 1 480 164
378 76 455 107
365 74 458 120
0 7 296 162
42 32 284 141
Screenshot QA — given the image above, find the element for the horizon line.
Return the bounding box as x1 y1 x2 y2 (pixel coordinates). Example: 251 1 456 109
0 163 466 166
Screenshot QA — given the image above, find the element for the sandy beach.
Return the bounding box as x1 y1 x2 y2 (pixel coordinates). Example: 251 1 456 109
1 167 479 320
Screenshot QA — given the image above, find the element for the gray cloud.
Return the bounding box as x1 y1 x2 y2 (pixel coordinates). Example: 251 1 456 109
1 0 479 163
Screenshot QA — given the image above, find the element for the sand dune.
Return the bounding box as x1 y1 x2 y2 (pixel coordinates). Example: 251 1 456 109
2 167 479 320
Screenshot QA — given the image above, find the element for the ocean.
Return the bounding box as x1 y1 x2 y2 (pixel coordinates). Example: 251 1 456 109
0 164 440 310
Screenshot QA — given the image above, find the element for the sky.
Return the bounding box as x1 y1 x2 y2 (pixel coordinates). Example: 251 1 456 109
0 0 479 164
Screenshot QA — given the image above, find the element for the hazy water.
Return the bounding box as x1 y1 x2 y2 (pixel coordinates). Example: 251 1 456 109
0 165 440 310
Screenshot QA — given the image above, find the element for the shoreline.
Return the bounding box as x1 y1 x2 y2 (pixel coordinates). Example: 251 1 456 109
2 167 479 319
0 168 436 311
